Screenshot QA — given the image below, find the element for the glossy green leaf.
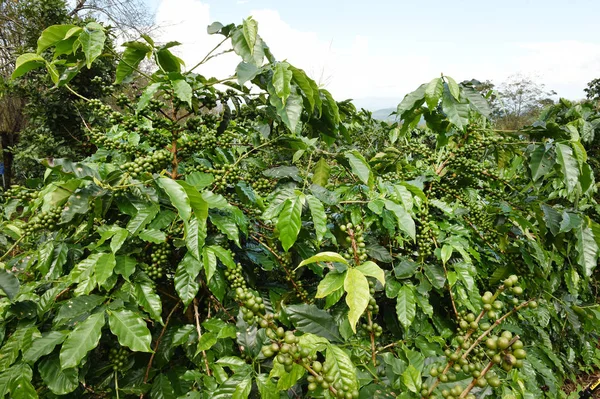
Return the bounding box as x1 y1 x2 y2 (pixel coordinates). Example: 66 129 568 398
396 285 416 330
529 144 554 181
345 150 373 187
126 203 159 235
8 363 37 399
11 53 45 79
306 195 327 243
115 41 150 84
402 364 421 393
289 65 321 113
441 87 469 130
158 177 191 222
37 24 79 54
23 331 68 363
383 200 416 241
94 252 116 287
555 143 580 194
236 62 260 85
445 76 461 100
60 312 105 369
108 309 152 352
424 77 443 110
312 158 330 187
316 271 346 298
344 268 370 333
298 252 349 268
286 303 342 342
324 345 358 390
0 269 19 301
397 84 426 117
269 90 303 133
174 256 200 306
255 374 278 399
356 261 385 286
277 194 304 251
462 85 491 118
576 225 599 277
272 62 292 105
39 355 78 395
172 79 192 107
151 374 176 399
78 23 106 68
203 246 217 283
242 17 258 55
134 281 163 324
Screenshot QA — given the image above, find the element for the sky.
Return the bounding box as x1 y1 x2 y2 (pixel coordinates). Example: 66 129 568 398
144 0 600 109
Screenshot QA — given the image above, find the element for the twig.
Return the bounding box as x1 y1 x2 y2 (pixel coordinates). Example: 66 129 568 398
142 301 181 387
193 298 212 376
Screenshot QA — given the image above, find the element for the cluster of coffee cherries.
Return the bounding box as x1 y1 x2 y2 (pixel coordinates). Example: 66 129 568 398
88 129 142 157
339 223 367 263
225 263 267 323
2 185 38 202
138 126 171 149
23 207 62 236
360 281 382 337
108 347 129 371
251 177 274 197
416 208 436 258
260 327 359 399
88 98 113 118
145 242 172 280
278 254 309 302
484 330 527 372
120 149 172 178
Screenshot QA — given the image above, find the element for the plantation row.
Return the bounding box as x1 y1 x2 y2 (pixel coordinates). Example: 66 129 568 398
0 17 598 399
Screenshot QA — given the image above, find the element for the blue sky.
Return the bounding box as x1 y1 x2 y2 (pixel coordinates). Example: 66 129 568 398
147 0 600 109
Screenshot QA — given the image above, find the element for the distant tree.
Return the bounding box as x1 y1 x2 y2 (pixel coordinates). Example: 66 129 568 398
494 74 556 130
0 0 117 186
584 77 600 102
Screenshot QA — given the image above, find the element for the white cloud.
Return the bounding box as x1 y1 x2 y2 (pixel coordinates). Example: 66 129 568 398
154 1 599 108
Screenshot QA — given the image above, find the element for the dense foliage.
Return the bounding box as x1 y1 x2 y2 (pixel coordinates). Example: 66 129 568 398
0 18 599 399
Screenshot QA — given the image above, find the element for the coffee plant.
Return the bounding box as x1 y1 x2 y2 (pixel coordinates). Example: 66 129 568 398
0 17 598 399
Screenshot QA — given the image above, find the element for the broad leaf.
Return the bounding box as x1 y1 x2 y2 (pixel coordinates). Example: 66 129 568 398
441 87 469 130
396 285 416 330
78 22 106 68
424 77 443 110
397 84 426 117
529 144 554 181
37 24 79 54
12 53 45 79
158 177 191 222
0 269 19 301
555 143 580 194
115 41 151 83
108 309 153 352
356 261 385 286
286 303 342 342
344 268 370 333
60 312 105 369
134 281 163 323
298 252 349 268
272 62 292 105
306 195 327 243
23 331 68 363
39 355 78 395
345 150 373 187
324 345 358 390
316 271 347 298
383 200 416 241
277 194 304 251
